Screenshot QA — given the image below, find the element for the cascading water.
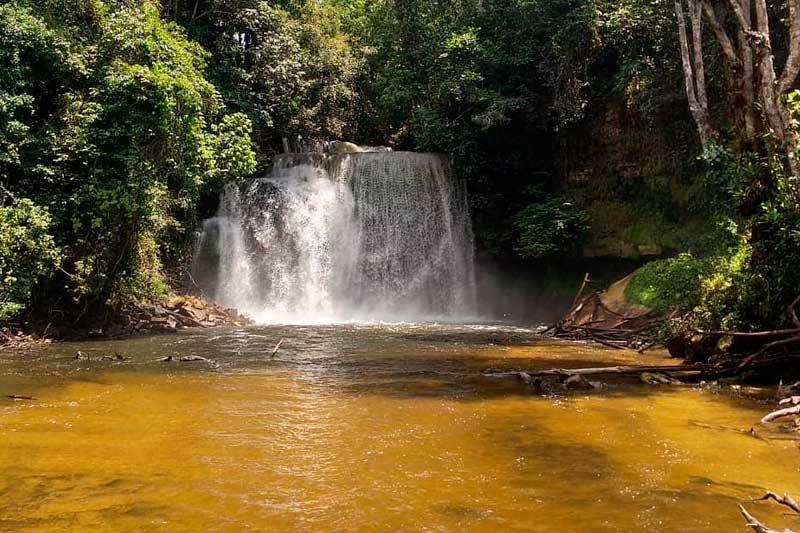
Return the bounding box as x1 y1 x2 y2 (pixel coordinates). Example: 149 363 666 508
191 151 476 323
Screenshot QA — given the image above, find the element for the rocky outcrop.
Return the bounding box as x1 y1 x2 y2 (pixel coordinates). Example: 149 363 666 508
0 295 253 346
114 295 251 336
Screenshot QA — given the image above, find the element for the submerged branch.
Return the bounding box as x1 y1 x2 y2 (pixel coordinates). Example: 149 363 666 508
740 504 796 533
754 492 800 515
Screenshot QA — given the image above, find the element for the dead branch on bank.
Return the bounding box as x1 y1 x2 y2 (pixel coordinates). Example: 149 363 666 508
547 278 800 385
545 272 669 350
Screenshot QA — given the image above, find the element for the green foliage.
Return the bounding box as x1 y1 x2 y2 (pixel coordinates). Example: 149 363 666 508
625 253 708 313
0 0 256 315
208 113 258 184
0 199 62 318
170 0 361 154
512 194 588 258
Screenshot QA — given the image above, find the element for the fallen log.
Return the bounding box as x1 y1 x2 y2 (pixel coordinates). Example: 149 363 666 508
590 338 627 351
491 364 704 379
695 328 800 338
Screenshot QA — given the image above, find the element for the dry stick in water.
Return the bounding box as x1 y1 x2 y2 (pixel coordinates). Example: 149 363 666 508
271 338 284 358
740 489 800 533
739 504 796 533
754 492 800 515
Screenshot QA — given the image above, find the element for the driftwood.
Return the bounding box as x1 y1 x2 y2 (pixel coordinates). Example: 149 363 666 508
740 490 800 533
571 272 591 307
755 492 800 515
740 504 796 533
762 396 800 424
271 338 284 358
547 274 664 350
510 364 702 378
731 297 800 370
179 355 211 362
696 328 800 338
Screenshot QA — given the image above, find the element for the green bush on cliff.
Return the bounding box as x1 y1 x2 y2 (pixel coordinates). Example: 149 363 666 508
624 253 708 313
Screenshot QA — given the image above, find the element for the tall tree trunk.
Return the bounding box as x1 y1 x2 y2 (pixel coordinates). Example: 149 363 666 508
753 0 799 176
737 0 757 142
676 0 714 146
690 0 709 112
778 0 800 94
702 0 757 144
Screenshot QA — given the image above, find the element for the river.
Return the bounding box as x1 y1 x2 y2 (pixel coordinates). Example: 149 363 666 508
0 324 798 531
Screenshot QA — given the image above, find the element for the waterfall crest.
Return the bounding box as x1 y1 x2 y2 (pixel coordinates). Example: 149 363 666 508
192 152 476 323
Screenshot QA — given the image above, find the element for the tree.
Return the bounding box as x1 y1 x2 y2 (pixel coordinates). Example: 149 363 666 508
0 0 256 317
675 0 800 177
167 0 361 156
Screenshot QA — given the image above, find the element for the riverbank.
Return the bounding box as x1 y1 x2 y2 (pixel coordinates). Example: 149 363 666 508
0 295 250 348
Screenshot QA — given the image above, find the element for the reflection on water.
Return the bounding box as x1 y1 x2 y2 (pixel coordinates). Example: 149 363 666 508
0 324 798 531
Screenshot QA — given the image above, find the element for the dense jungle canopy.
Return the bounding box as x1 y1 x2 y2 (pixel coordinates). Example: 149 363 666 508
1 0 800 334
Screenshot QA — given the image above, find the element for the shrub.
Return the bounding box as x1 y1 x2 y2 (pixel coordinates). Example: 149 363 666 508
512 197 588 258
0 199 61 318
624 253 708 313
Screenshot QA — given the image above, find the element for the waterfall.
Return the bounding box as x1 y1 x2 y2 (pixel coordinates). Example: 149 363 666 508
192 152 476 323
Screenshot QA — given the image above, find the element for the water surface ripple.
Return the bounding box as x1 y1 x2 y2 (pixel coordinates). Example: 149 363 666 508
0 324 797 532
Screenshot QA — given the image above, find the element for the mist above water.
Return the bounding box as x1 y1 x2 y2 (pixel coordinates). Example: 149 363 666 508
192 152 476 323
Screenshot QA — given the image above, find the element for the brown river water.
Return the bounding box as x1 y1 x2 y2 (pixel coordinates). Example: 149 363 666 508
0 323 799 532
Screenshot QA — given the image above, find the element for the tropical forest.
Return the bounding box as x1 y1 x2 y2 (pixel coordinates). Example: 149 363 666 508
2 0 800 531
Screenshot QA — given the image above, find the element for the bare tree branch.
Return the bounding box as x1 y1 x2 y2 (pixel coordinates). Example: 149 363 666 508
727 0 751 32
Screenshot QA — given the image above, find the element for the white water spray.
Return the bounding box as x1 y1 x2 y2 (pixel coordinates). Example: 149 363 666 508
192 152 476 323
